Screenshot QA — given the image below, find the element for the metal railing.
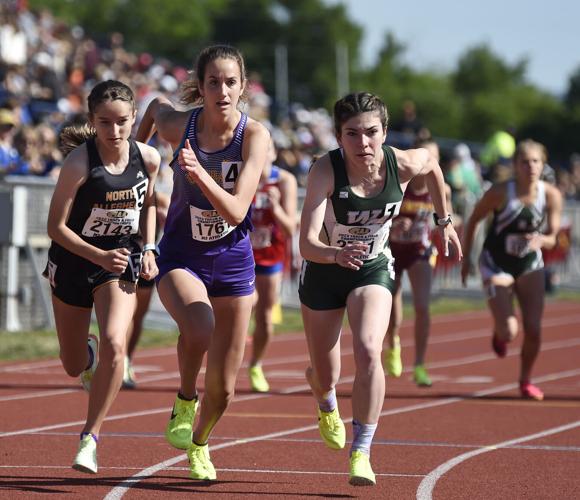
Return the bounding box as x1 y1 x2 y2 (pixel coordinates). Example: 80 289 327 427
0 177 578 331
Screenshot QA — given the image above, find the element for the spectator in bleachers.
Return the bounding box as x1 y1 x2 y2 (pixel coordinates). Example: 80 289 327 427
0 11 26 66
36 122 62 177
443 142 484 218
556 166 577 200
570 153 580 200
392 100 423 137
0 107 19 174
12 125 44 175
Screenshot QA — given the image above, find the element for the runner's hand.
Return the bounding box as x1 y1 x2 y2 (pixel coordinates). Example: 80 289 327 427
335 241 368 271
99 247 130 274
140 251 159 281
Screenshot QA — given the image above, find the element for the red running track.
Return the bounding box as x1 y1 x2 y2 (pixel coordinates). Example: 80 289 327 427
0 299 579 499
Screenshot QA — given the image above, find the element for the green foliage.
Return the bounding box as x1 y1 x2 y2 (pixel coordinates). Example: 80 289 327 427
210 0 281 90
29 0 227 63
453 44 527 96
279 0 363 107
114 0 227 63
565 66 580 109
399 73 463 138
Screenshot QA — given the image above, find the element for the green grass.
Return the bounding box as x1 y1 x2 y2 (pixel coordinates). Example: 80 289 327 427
0 291 577 363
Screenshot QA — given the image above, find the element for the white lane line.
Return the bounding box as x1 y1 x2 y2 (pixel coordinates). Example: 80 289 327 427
103 367 580 500
0 377 320 438
1 303 575 374
416 419 580 500
0 389 75 402
0 464 423 478
23 431 580 453
2 339 580 438
4 313 580 403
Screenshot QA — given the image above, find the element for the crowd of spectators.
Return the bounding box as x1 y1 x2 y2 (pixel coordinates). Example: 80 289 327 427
1 1 580 206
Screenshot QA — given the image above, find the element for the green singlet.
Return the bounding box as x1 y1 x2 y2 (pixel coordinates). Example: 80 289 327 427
299 145 404 310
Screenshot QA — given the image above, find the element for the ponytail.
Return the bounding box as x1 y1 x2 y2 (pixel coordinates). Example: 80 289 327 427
59 123 97 156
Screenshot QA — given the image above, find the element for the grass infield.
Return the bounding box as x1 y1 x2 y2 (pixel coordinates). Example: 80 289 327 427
0 292 578 362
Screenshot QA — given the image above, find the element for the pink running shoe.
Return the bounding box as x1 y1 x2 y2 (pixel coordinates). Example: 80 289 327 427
520 381 544 401
492 333 507 358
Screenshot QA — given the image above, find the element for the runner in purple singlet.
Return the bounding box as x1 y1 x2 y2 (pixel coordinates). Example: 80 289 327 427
136 45 270 481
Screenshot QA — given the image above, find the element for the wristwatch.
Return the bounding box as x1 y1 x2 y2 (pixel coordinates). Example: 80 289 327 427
142 243 160 256
432 213 453 227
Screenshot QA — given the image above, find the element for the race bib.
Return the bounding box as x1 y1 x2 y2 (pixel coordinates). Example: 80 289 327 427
189 205 235 242
250 226 272 249
330 222 390 261
128 252 142 281
505 234 530 257
81 208 139 238
221 161 243 190
133 178 149 210
254 191 269 209
390 218 427 243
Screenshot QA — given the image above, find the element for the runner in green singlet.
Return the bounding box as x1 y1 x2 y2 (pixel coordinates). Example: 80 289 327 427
461 139 563 401
299 92 462 486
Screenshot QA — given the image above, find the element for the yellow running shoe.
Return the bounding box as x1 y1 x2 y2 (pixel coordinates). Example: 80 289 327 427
187 442 217 480
384 341 402 378
272 301 283 325
72 433 98 474
413 364 432 387
349 450 376 486
248 365 270 392
165 395 199 449
318 407 346 450
80 334 99 392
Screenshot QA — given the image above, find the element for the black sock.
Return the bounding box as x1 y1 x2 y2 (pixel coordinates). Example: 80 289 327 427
178 392 198 402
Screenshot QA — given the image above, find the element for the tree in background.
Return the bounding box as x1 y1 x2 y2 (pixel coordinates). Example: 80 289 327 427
29 0 226 62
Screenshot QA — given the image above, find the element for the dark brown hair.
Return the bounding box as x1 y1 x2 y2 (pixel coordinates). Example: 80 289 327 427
58 122 96 155
87 79 135 115
180 45 247 105
59 80 136 155
333 92 389 135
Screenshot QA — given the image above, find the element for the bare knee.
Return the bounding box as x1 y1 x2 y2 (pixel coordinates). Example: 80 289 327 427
179 329 211 354
354 344 382 375
522 320 541 341
178 316 214 352
206 385 235 413
98 335 126 370
60 352 85 377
